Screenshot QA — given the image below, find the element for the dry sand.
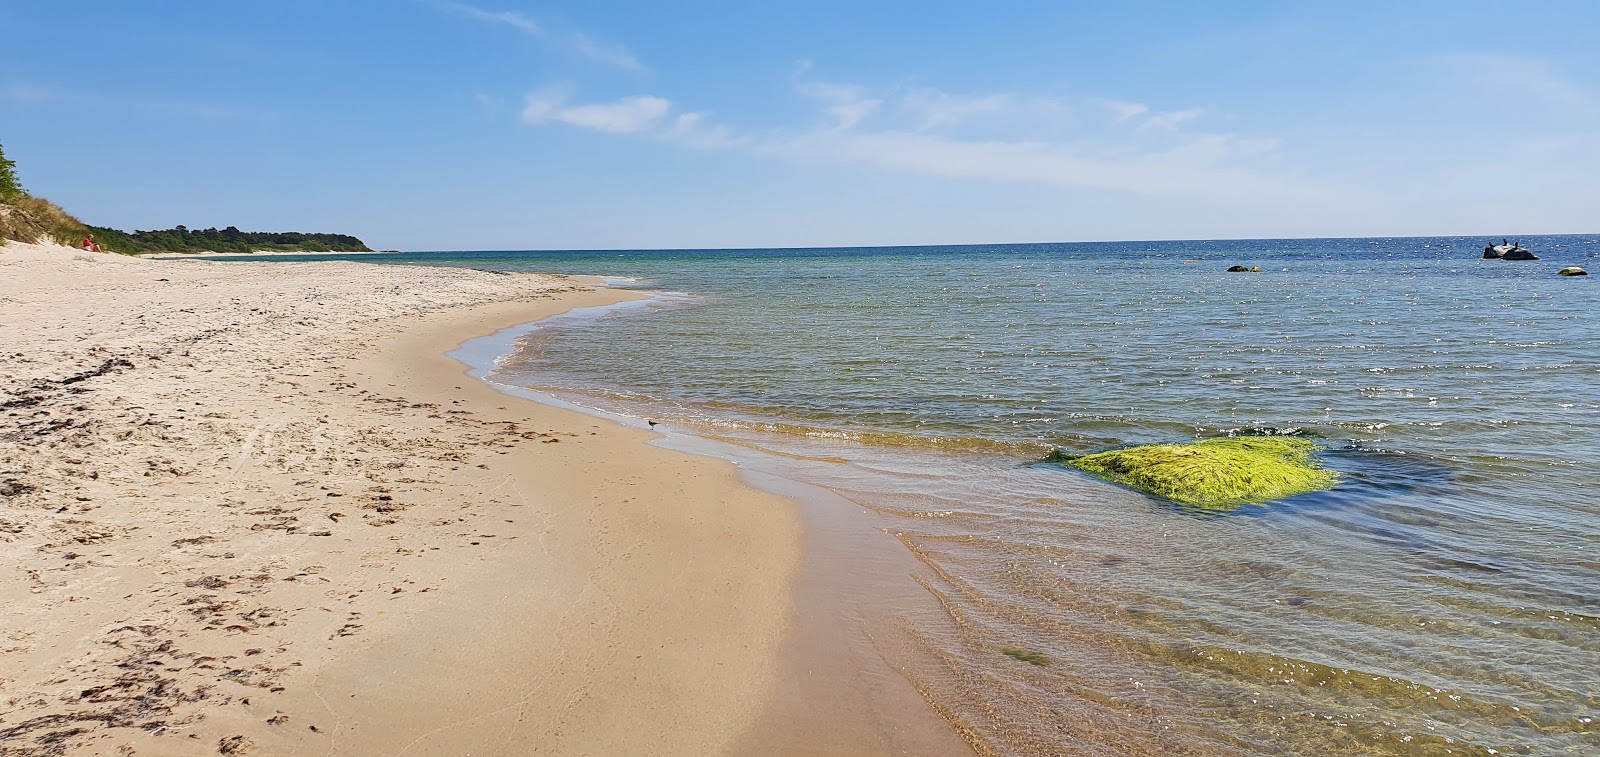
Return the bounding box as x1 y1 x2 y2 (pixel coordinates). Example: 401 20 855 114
138 251 394 260
0 243 806 755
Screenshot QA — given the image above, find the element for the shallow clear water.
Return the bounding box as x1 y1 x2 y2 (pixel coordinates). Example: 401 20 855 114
255 238 1599 754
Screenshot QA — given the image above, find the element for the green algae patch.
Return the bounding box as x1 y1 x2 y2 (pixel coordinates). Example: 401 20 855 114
1001 649 1051 666
1052 437 1338 509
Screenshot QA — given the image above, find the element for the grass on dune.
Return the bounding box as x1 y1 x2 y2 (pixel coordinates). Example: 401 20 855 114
3 141 366 255
0 142 92 248
0 194 94 249
1052 436 1339 509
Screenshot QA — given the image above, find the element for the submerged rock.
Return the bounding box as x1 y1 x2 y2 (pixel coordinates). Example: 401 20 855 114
1051 437 1339 509
1226 265 1251 272
1558 267 1588 276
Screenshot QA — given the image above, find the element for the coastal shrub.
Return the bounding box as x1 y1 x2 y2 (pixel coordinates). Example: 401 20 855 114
0 142 20 199
83 224 372 254
0 142 97 248
1052 436 1338 509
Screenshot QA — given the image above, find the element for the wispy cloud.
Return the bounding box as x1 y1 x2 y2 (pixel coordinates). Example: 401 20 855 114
427 0 540 34
1141 108 1203 132
424 0 646 72
797 79 881 131
1434 53 1595 115
569 31 646 73
750 127 1302 203
517 73 1328 205
520 84 573 123
2 82 258 120
1 83 55 105
556 96 670 133
1102 99 1149 123
898 89 1025 131
473 91 505 115
522 86 671 133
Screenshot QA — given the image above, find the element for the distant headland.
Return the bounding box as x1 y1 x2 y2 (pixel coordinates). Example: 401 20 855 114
85 225 372 255
0 141 371 255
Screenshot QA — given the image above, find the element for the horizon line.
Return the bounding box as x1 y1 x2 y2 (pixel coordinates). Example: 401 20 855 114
400 231 1599 255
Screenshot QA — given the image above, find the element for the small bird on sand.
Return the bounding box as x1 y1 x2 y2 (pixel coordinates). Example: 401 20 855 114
647 420 659 429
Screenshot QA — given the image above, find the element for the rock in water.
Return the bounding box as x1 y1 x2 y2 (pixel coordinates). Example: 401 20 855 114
1226 265 1251 272
1051 437 1339 509
1559 267 1588 276
1484 243 1538 259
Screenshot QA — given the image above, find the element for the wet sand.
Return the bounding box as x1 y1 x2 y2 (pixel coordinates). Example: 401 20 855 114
0 243 820 754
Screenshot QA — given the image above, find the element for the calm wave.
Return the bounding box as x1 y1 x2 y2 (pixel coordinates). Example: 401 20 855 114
258 237 1600 754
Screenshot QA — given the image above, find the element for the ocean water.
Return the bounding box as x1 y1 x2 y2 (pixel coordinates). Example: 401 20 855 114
256 237 1598 754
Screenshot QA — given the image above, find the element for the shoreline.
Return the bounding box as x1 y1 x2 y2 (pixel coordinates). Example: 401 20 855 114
302 288 808 754
13 236 1596 754
0 243 814 754
138 249 397 260
453 308 978 755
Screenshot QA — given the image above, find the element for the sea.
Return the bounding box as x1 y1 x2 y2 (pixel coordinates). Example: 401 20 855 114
242 236 1598 755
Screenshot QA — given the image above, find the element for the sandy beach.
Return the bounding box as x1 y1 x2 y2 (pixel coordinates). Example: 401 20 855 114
137 251 397 260
0 243 807 755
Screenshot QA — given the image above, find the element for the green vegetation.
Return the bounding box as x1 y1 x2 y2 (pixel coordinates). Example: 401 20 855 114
1051 436 1339 510
0 140 369 254
83 225 371 255
0 193 93 249
0 142 89 247
1002 649 1051 666
0 143 21 199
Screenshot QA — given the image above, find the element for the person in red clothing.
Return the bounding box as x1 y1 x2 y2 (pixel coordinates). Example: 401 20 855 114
81 235 101 252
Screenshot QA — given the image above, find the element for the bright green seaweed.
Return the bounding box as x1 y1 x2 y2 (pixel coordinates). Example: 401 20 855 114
1052 437 1338 509
1001 649 1052 666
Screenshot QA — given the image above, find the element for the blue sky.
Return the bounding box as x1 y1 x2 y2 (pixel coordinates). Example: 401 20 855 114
2 1 1596 250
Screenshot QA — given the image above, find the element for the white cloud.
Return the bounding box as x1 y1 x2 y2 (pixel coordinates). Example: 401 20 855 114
899 89 1015 130
760 128 1314 203
425 0 646 72
426 0 540 34
520 85 572 123
570 32 646 73
522 88 672 134
473 91 504 114
1101 99 1202 132
797 79 881 130
894 89 1081 138
1141 108 1203 132
790 72 1204 139
1101 99 1149 123
559 96 671 133
661 112 745 150
516 72 1327 205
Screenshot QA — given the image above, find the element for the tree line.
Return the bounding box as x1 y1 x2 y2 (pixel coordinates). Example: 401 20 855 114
86 225 373 254
3 140 372 254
